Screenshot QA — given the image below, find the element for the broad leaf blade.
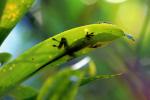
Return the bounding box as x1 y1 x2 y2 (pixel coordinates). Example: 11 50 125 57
0 23 125 95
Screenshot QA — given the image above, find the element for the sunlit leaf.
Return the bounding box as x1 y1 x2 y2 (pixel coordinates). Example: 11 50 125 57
0 0 35 45
0 23 126 95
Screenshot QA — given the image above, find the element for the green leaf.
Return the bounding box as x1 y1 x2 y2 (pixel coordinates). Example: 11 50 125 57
87 60 97 76
0 52 12 65
0 0 35 45
0 23 126 95
37 68 84 100
0 0 7 19
80 73 122 86
9 85 37 100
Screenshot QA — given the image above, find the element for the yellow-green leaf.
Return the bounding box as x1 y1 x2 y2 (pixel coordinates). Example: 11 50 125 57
0 23 127 95
0 0 35 45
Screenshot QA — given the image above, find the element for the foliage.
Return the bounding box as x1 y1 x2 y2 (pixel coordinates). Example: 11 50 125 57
0 0 148 100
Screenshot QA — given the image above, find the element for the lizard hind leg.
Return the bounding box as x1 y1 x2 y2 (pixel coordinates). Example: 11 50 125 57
52 37 69 49
52 38 61 49
52 38 60 42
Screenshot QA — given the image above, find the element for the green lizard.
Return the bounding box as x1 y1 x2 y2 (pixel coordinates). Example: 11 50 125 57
33 31 134 73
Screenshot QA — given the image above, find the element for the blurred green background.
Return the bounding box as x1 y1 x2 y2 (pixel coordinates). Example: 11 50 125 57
1 0 150 100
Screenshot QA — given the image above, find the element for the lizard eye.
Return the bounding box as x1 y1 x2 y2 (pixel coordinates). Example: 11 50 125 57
125 33 135 41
